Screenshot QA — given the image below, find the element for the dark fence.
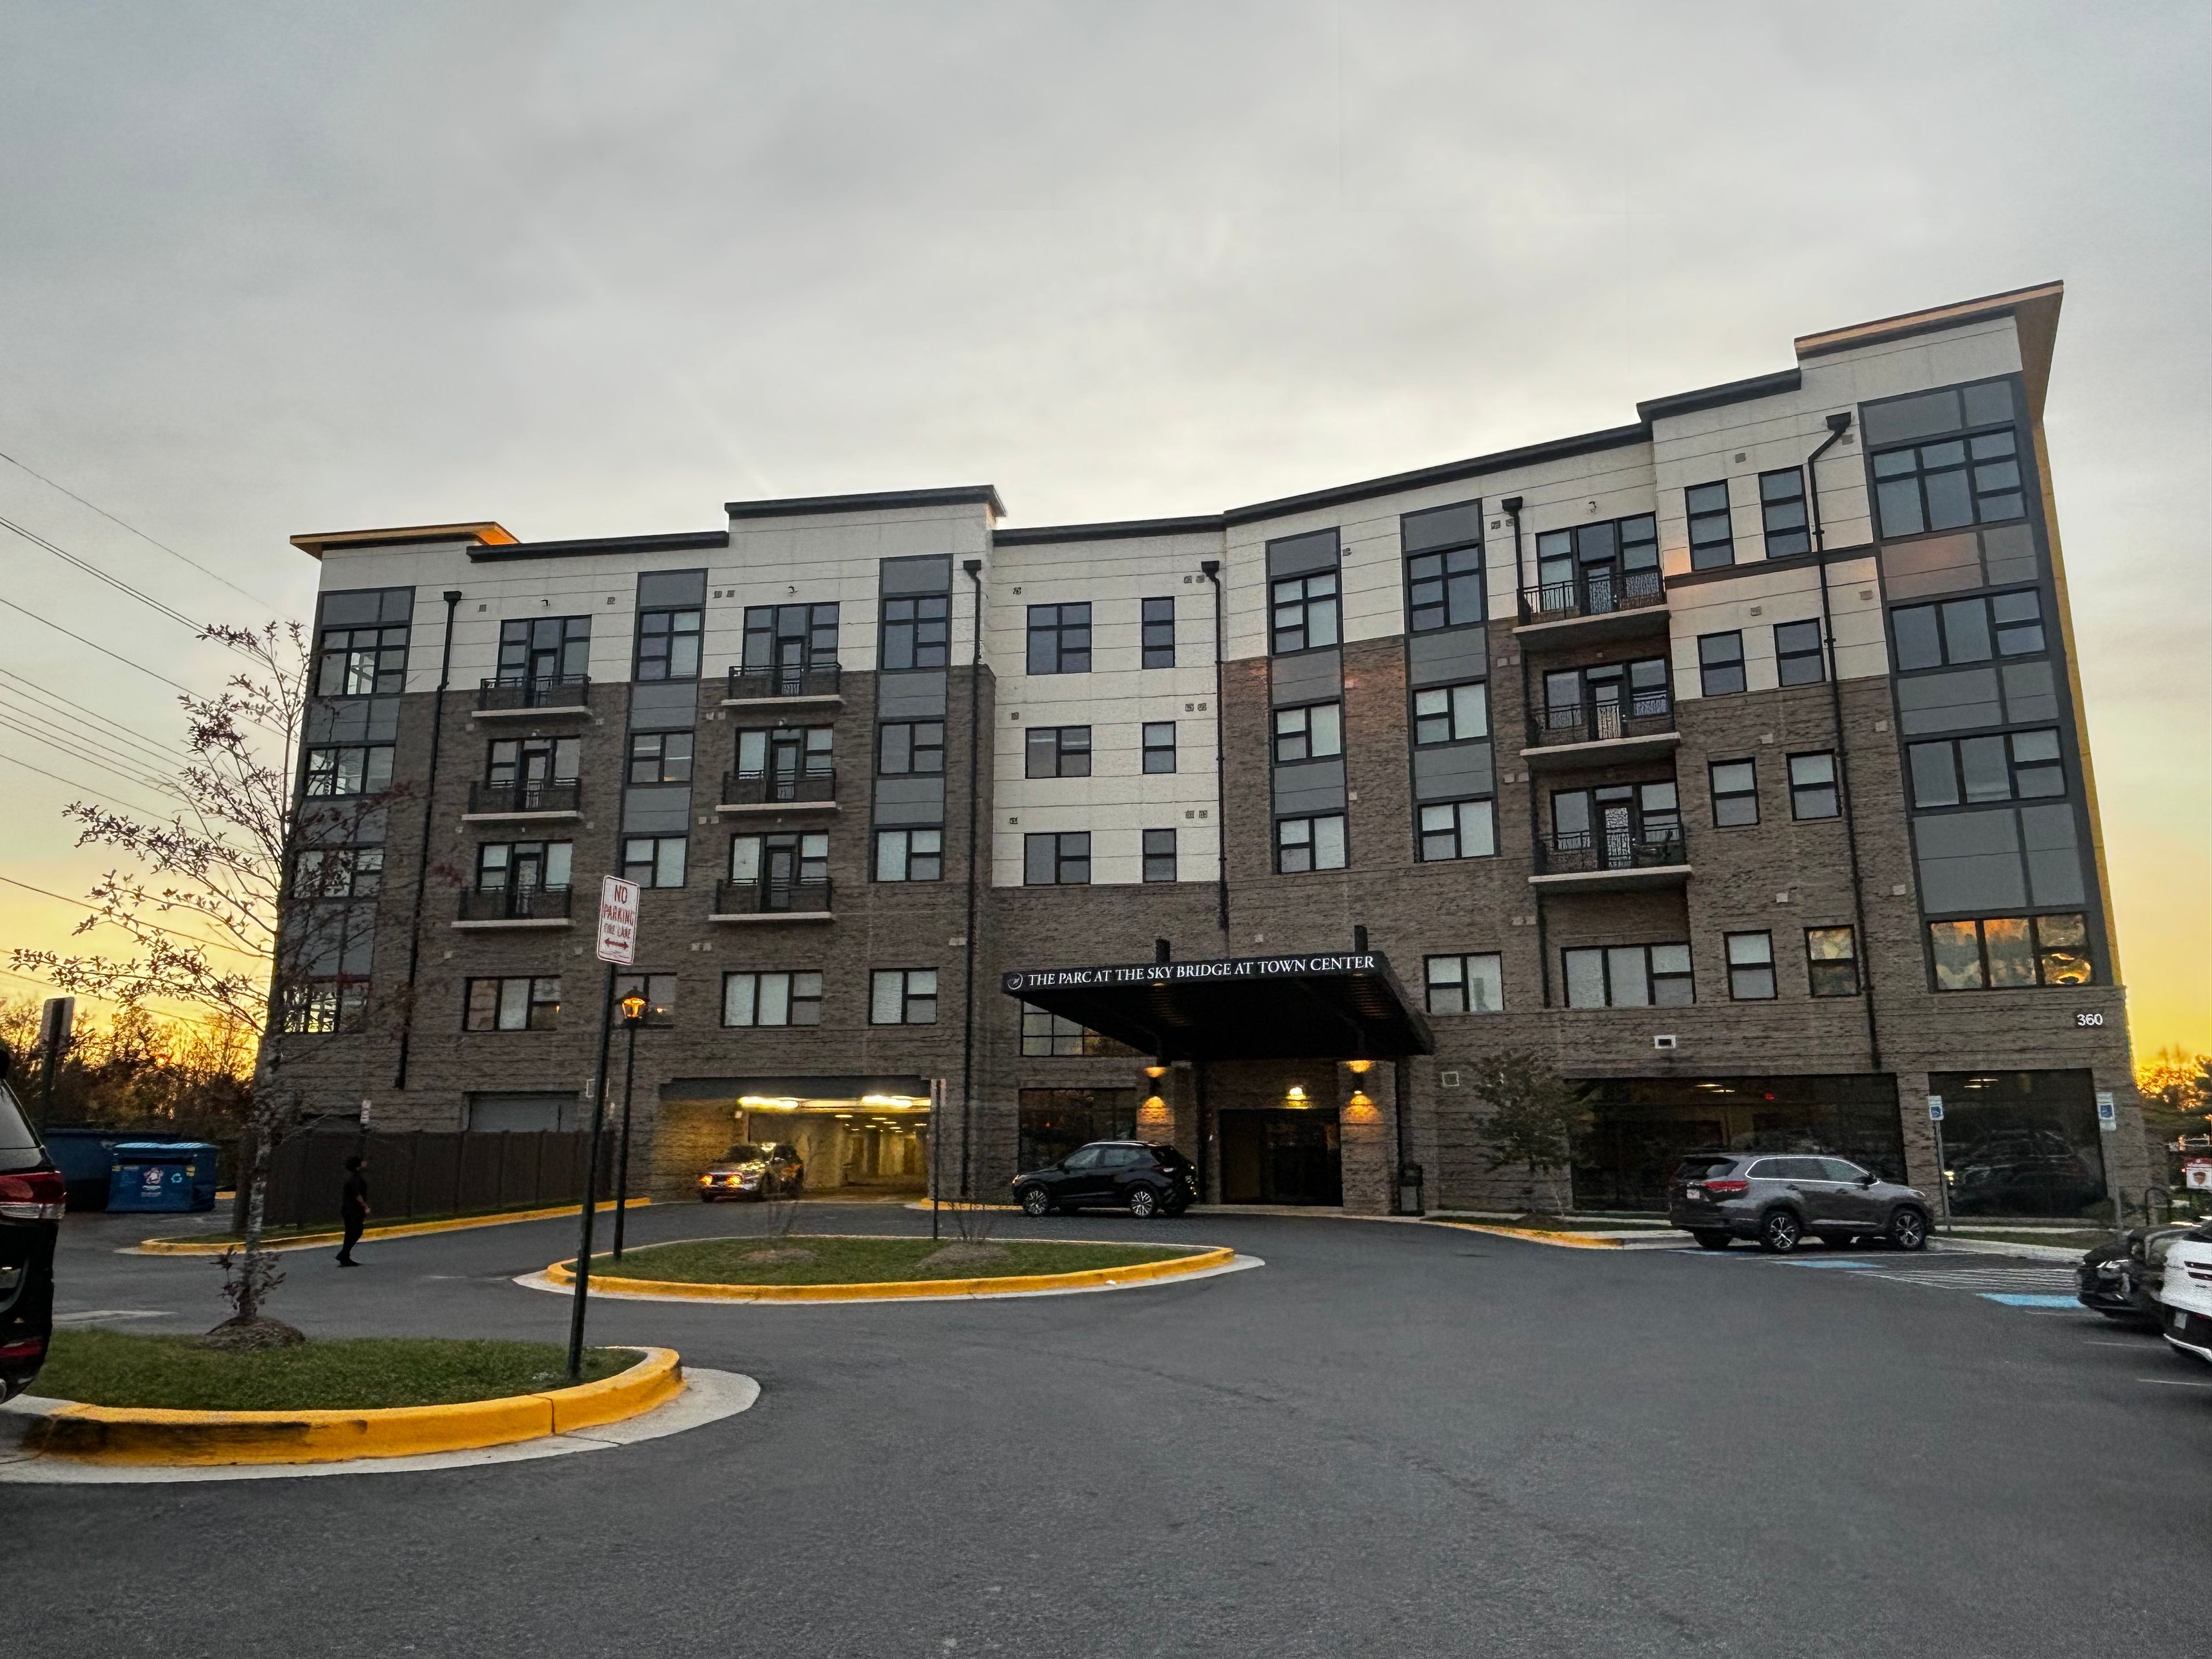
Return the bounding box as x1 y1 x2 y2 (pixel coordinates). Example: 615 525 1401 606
236 1128 612 1233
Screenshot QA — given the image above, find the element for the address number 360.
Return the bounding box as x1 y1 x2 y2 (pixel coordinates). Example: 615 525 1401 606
2074 1011 2105 1027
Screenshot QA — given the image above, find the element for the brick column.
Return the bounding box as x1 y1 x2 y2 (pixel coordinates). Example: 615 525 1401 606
1339 1062 1392 1215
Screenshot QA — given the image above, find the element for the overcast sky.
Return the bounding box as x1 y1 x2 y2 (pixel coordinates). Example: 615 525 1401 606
2 1 2205 1052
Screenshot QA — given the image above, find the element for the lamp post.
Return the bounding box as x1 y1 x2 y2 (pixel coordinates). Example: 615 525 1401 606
613 991 647 1260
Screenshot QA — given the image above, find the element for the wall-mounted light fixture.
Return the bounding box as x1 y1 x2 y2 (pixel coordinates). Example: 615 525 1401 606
1285 1085 1308 1105
1138 1093 1169 1123
1346 1058 1372 1075
1144 1063 1168 1080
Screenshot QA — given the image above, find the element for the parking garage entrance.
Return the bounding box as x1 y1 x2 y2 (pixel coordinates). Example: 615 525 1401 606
658 1075 933 1199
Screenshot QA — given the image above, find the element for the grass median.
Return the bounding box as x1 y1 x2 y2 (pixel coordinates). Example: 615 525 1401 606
35 1330 632 1411
582 1234 1207 1286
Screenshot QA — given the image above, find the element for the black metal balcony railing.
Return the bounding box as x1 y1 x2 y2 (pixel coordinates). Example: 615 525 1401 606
468 779 582 815
721 768 837 808
476 674 591 711
456 884 574 922
1527 694 1675 749
1536 827 1688 876
712 877 834 916
725 662 841 701
1517 567 1665 625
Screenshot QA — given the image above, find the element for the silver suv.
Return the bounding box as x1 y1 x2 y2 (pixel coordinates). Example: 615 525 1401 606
1668 1153 1932 1253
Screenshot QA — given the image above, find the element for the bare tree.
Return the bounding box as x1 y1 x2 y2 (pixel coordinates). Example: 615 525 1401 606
1471 1049 1592 1217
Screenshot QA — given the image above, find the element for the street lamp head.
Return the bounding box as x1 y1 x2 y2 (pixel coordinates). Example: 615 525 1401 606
619 993 649 1025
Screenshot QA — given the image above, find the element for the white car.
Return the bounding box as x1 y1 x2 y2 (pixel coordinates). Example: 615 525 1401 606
2157 1225 2212 1365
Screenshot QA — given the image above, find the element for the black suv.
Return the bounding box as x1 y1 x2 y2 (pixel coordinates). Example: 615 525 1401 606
0 1044 63 1400
1668 1153 1931 1253
1012 1142 1197 1219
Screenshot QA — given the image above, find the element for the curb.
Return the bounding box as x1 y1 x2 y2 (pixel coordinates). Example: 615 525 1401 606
1430 1221 1623 1250
543 1244 1237 1302
136 1197 652 1256
16 1347 683 1467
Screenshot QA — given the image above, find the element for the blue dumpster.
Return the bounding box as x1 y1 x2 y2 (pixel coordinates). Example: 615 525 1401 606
107 1142 220 1213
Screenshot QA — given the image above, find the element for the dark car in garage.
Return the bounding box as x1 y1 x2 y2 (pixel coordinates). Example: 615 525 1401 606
1012 1141 1197 1219
1668 1152 1931 1252
0 1044 65 1400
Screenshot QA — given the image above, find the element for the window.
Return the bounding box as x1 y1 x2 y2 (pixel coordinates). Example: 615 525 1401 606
1270 571 1339 654
488 737 579 786
1403 499 1484 631
1142 828 1177 883
1533 516 1660 609
1272 702 1342 763
465 976 562 1032
1789 753 1839 820
870 968 938 1025
1024 726 1092 779
635 606 702 681
874 827 943 882
1275 813 1346 873
1021 1005 1114 1056
736 727 832 782
1685 482 1734 570
1892 590 2045 671
882 594 950 671
1929 912 2091 990
1907 728 2065 809
622 835 687 888
1424 953 1503 1014
1759 468 1809 558
1710 760 1759 828
1806 927 1860 997
1024 831 1090 886
1872 427 2025 538
317 623 409 696
627 730 694 785
613 973 677 1026
1141 597 1175 668
721 971 823 1027
285 980 368 1034
877 721 944 776
1412 681 1489 745
1027 603 1091 674
294 846 384 900
1551 781 1680 864
1142 722 1177 774
1698 632 1745 698
1562 944 1694 1009
1774 620 1825 687
1539 660 1668 737
497 616 589 687
1725 932 1776 1000
1418 799 1496 862
730 832 827 886
476 840 571 891
742 603 839 674
304 745 394 797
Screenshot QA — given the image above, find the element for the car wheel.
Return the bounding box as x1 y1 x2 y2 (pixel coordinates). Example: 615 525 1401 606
1691 1230 1733 1251
1018 1184 1052 1218
1889 1207 1929 1252
1757 1209 1803 1253
1127 1185 1160 1220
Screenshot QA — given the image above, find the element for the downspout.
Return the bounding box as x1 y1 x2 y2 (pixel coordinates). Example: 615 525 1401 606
959 558 985 1203
1805 412 1882 1071
393 588 463 1090
1200 560 1229 946
1501 498 1548 1007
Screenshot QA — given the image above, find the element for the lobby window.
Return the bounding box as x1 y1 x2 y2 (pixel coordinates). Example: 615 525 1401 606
1725 932 1777 1000
1872 427 2025 538
1710 760 1759 828
1412 681 1488 746
1142 828 1177 883
316 605 412 695
1270 571 1339 654
882 594 950 671
1908 729 2065 810
1142 722 1177 774
305 744 394 798
1789 753 1839 820
874 827 942 882
634 571 705 681
1026 603 1091 675
1806 926 1861 997
722 971 823 1028
1272 702 1342 763
1685 482 1734 571
497 616 589 688
1929 912 2091 990
870 968 938 1026
1024 831 1090 887
627 730 694 785
1024 725 1091 779
622 835 687 888
1698 632 1745 697
1425 953 1503 1014
1021 1004 1113 1057
488 736 579 786
1275 813 1346 874
1403 499 1485 631
1759 468 1810 558
1418 799 1495 863
294 846 383 900
877 721 944 776
1563 944 1693 1009
1774 620 1825 687
612 973 677 1026
1891 590 2044 671
1141 597 1176 668
475 840 571 892
465 976 562 1032
743 603 839 675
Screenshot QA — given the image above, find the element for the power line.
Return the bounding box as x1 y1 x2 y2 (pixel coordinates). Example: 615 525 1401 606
0 871 267 961
0 592 208 698
0 710 184 802
0 670 190 773
0 692 187 784
0 751 179 820
1 512 207 635
0 964 242 1035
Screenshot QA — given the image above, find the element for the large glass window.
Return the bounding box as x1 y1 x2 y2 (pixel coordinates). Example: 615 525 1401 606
1539 659 1666 739
1873 427 2025 538
736 727 832 783
729 831 827 887
1403 499 1485 631
1020 1007 1117 1058
1024 725 1091 779
465 976 562 1032
882 595 950 671
488 736 579 786
1908 729 2065 809
1023 831 1090 886
318 623 410 696
1725 932 1777 1000
877 721 944 776
475 840 571 891
722 971 823 1027
1685 482 1734 570
1275 813 1346 873
1533 515 1660 612
1759 468 1810 558
1929 913 2090 990
1270 571 1339 654
1142 722 1177 774
1425 953 1503 1014
1563 944 1693 1009
1892 590 2045 671
1698 632 1745 697
627 730 694 785
1418 799 1496 862
1412 681 1488 745
873 827 942 882
870 968 938 1026
1789 753 1839 820
497 616 589 687
1142 828 1177 883
1806 926 1860 997
1141 597 1176 668
304 745 394 797
1710 760 1759 828
1026 603 1091 674
621 835 687 888
1774 620 1825 687
635 605 702 681
294 846 384 900
742 603 839 674
1272 702 1342 763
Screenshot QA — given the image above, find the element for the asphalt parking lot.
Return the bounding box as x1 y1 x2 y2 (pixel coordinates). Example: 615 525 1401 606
15 1203 2211 1659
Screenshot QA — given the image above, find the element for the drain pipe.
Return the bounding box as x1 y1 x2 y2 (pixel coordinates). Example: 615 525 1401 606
959 558 986 1205
1804 412 1882 1071
1501 498 1550 1007
1200 560 1230 945
393 588 463 1090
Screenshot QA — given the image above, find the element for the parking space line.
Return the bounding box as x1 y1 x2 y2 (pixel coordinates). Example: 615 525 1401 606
2135 1377 2212 1388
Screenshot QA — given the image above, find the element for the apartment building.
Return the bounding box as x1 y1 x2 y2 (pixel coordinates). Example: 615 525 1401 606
273 282 2149 1217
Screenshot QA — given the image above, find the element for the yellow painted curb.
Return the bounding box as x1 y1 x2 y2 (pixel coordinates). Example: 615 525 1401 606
545 1244 1237 1302
138 1196 652 1256
22 1347 683 1467
1431 1222 1622 1250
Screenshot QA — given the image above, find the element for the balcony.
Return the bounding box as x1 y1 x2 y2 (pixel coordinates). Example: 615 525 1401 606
722 663 842 709
1514 570 1669 646
472 675 592 718
710 878 835 922
717 768 838 815
1529 828 1691 893
1521 698 1680 771
464 779 583 821
453 885 574 929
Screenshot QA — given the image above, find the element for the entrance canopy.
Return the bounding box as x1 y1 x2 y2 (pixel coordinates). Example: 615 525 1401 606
1004 952 1433 1062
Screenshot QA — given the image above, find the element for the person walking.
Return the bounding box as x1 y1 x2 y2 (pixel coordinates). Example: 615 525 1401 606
337 1155 370 1267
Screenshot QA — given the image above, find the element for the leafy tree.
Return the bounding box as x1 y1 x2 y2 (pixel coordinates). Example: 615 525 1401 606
1471 1048 1592 1215
2137 1048 2212 1145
